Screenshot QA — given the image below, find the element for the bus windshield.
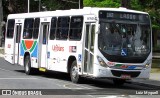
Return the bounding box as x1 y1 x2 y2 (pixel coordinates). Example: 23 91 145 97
98 11 151 63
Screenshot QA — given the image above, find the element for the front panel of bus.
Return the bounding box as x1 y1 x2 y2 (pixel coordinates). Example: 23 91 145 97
96 11 152 79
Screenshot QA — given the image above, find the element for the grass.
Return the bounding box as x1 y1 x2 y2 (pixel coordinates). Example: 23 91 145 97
151 68 160 73
0 48 4 54
151 59 160 73
152 59 160 68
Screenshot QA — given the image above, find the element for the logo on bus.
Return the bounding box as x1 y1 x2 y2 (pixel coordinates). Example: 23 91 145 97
69 46 77 53
120 65 128 69
52 45 64 52
78 54 82 62
87 17 96 20
8 44 11 48
107 62 115 66
121 48 127 56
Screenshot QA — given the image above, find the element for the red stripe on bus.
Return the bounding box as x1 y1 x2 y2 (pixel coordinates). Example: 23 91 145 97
24 40 34 50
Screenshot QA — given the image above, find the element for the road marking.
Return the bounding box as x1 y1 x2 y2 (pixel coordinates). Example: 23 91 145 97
63 83 93 89
97 96 117 98
0 67 12 72
45 78 92 89
63 84 88 90
44 78 95 98
63 84 95 98
0 78 37 80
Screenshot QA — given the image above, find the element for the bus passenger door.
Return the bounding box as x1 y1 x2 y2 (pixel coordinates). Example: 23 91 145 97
39 23 49 69
14 23 22 64
83 23 95 74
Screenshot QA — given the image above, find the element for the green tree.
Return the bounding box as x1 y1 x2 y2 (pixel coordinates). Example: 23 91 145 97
84 0 120 7
41 0 82 10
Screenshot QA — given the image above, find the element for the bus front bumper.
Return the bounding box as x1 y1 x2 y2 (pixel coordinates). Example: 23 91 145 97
96 67 151 80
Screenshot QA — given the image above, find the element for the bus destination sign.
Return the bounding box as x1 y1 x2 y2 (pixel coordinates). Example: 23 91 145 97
106 12 136 20
99 11 149 22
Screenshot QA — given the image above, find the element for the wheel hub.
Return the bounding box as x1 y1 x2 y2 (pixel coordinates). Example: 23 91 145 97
72 66 78 79
25 61 29 72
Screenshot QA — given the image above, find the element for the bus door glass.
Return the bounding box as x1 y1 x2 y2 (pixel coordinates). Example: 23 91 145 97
83 23 95 74
14 23 22 64
39 23 49 68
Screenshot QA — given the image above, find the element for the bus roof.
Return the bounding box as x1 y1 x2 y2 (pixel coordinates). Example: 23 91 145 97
7 7 148 19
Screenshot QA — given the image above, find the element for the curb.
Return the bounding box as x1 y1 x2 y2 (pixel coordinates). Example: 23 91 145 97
153 53 160 59
153 56 160 59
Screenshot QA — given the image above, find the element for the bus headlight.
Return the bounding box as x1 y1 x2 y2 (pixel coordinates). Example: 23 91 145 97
97 56 108 67
144 60 152 69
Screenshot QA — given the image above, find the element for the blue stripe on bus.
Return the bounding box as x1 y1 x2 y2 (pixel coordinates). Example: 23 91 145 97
20 43 25 56
31 44 38 57
126 65 136 70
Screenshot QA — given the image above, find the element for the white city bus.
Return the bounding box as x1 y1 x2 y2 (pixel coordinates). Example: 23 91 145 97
4 7 152 85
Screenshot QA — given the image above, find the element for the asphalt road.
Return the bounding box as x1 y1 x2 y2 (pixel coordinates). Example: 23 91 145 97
0 57 160 98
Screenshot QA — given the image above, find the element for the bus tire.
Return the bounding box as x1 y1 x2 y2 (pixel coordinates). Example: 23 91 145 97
113 79 126 86
70 61 81 83
24 55 34 75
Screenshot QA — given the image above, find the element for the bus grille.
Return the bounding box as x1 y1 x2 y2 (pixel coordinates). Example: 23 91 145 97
111 70 140 78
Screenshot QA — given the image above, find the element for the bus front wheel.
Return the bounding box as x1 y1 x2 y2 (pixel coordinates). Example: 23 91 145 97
24 55 34 75
70 61 81 83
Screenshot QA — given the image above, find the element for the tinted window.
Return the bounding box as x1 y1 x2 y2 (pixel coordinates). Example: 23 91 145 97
33 18 40 39
16 25 22 43
42 25 48 44
85 25 89 48
7 19 15 38
69 16 83 40
23 18 34 39
50 17 57 40
56 17 70 40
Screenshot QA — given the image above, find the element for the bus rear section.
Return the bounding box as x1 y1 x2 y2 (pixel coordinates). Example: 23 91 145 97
5 18 23 65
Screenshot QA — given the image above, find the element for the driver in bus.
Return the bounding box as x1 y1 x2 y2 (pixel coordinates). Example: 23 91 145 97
24 30 29 39
110 28 121 47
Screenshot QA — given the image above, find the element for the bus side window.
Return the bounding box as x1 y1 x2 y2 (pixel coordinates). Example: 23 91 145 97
33 18 40 39
50 17 57 40
6 19 15 38
69 16 83 41
56 17 70 40
23 18 34 39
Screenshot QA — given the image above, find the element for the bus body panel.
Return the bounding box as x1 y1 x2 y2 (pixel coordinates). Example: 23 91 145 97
4 38 14 64
47 40 83 73
93 50 152 79
20 39 39 68
4 7 152 81
94 64 151 79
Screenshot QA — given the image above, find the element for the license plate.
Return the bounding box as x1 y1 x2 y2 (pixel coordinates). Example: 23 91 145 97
121 74 131 79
